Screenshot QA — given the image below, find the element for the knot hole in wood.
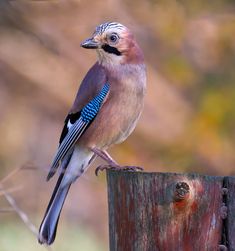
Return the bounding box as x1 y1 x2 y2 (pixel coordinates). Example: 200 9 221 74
174 181 190 202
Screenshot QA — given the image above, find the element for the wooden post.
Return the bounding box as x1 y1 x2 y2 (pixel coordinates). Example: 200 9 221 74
225 177 235 250
106 171 234 251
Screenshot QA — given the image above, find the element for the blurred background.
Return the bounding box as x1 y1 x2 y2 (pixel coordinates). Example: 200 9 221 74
0 0 235 250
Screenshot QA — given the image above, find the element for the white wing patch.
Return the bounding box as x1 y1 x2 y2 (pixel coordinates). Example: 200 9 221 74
67 120 73 130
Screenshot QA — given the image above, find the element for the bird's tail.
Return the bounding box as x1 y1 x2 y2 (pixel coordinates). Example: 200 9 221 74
38 147 95 245
38 171 71 245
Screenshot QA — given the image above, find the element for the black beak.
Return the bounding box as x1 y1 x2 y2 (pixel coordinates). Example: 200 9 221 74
80 38 99 49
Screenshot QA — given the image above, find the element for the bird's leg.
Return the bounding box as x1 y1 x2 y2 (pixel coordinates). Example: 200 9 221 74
91 147 143 176
91 148 118 166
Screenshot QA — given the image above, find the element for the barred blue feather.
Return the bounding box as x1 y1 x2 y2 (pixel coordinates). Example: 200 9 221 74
81 83 110 123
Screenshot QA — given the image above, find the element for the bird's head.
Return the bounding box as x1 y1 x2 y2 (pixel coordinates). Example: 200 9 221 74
81 22 144 66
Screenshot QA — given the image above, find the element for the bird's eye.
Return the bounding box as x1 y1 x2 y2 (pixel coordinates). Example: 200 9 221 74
108 33 119 44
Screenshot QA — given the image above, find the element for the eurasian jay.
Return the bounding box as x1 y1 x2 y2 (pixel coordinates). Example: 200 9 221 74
38 22 146 245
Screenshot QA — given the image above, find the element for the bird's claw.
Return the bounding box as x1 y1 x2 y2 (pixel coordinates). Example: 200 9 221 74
95 164 143 176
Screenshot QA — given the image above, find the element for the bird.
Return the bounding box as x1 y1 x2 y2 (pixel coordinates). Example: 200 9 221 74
38 21 146 245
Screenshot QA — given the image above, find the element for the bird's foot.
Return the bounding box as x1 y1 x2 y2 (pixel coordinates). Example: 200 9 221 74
91 147 143 176
95 164 143 176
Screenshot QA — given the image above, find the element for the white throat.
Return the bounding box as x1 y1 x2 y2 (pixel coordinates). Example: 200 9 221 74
96 49 124 66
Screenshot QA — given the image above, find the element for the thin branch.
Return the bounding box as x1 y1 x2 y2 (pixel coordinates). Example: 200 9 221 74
0 166 52 251
0 163 45 185
0 166 23 184
0 183 38 236
0 185 23 196
0 207 15 212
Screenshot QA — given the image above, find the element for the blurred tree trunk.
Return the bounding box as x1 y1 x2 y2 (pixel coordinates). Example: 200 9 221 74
106 171 233 251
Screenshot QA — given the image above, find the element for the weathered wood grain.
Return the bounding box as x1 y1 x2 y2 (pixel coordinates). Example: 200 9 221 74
107 171 223 251
225 176 235 250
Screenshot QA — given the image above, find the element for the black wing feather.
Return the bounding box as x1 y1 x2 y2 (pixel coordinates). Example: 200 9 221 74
59 111 81 144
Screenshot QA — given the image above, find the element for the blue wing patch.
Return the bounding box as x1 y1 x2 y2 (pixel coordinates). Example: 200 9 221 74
47 83 110 180
81 83 110 123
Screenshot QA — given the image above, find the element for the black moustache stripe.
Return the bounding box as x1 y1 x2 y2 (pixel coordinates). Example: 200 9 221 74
102 44 121 56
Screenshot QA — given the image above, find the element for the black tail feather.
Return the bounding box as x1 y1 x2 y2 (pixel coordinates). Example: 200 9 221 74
38 173 71 245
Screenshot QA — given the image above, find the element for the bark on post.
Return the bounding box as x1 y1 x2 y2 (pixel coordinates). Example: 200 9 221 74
225 177 235 250
107 171 225 251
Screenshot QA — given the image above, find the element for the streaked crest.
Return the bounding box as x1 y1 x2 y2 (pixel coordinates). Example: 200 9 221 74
94 22 126 35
